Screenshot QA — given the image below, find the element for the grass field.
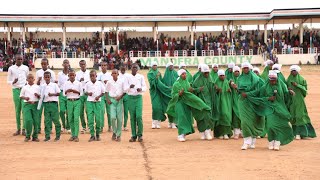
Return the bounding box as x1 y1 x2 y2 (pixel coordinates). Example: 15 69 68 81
0 65 319 180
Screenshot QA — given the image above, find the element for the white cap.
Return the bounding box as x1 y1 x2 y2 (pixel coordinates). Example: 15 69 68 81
268 70 278 80
218 69 225 76
166 62 173 68
272 64 282 71
178 69 186 76
179 63 186 69
249 64 253 70
253 67 260 74
212 64 219 68
233 66 240 72
151 61 157 67
264 60 274 66
201 64 210 73
198 64 203 69
228 62 235 68
241 62 251 69
290 65 301 72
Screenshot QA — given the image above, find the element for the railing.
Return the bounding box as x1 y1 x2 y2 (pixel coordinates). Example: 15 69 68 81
31 47 319 59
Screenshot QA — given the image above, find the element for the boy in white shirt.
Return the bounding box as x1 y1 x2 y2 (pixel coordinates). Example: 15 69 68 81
97 61 112 132
20 74 40 142
127 64 147 142
106 69 128 142
7 54 29 136
119 66 130 131
85 70 105 142
76 60 90 134
41 72 61 142
63 70 83 142
36 58 56 133
58 59 70 133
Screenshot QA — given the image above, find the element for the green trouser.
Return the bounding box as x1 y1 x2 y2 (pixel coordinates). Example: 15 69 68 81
123 94 129 128
128 95 143 138
110 97 123 137
12 88 25 130
86 101 101 136
101 96 111 128
23 103 39 139
44 102 61 139
59 91 69 130
80 95 88 129
67 99 81 137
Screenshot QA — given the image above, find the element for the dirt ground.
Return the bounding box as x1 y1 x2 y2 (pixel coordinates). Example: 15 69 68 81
0 65 319 180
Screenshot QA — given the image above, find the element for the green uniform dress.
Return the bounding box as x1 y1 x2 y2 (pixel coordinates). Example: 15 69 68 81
286 74 317 138
230 76 241 130
209 70 218 82
214 78 233 137
225 69 234 80
259 79 294 145
162 67 178 123
192 73 216 131
147 68 172 122
167 77 214 135
237 71 272 138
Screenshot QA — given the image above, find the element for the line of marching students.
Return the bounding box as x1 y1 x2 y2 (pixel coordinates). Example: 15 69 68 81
8 55 147 143
7 55 317 150
148 60 316 151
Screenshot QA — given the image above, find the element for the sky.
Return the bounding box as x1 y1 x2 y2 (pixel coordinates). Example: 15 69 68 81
1 0 320 15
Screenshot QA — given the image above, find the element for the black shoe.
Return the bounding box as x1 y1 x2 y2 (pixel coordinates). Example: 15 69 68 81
32 138 40 142
129 137 137 142
73 137 79 142
54 137 60 142
13 130 21 136
88 136 95 142
44 138 50 142
24 137 31 142
116 136 121 142
112 133 116 140
138 136 143 142
96 135 101 141
68 136 75 141
22 129 26 136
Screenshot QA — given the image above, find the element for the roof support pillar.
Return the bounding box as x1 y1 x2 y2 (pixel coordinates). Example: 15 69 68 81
62 23 66 51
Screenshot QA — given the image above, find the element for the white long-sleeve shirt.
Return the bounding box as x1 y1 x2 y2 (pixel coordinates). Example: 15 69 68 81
106 78 128 98
84 81 105 102
57 71 69 90
41 82 60 102
63 80 83 99
126 73 147 96
36 68 56 85
7 64 29 89
76 69 90 88
97 71 112 88
20 84 41 102
119 73 130 84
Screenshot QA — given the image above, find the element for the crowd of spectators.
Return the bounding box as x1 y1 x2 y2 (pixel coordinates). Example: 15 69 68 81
1 28 320 71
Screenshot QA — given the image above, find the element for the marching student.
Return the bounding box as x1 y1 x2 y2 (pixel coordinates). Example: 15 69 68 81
58 59 70 133
127 64 147 142
76 60 90 134
286 65 317 139
63 69 83 142
225 62 235 80
97 61 112 132
214 70 233 140
210 64 219 82
119 66 130 131
41 72 61 142
36 58 56 133
230 66 241 139
106 69 128 142
20 74 40 142
85 70 105 142
7 54 29 136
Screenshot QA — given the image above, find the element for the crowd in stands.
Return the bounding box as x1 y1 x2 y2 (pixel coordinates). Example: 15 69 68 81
1 28 320 71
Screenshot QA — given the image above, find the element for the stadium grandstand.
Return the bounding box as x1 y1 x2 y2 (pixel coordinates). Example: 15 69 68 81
0 8 320 70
